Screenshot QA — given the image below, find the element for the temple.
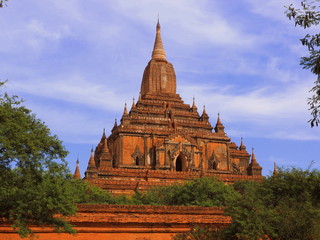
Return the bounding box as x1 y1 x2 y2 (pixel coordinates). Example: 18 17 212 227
80 20 263 195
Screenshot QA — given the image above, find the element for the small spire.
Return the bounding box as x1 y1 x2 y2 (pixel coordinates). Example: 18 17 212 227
74 158 81 179
84 148 98 179
114 118 118 127
203 105 206 114
217 113 222 124
273 162 278 175
123 102 128 115
247 147 262 176
88 148 95 166
214 113 225 134
132 98 136 109
191 97 197 112
251 148 257 164
239 137 246 151
152 18 166 61
100 128 106 142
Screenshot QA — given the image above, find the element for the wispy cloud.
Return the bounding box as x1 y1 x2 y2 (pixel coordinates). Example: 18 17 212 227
9 74 130 112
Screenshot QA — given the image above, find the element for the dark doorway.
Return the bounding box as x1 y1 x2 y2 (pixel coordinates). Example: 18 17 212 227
176 155 182 171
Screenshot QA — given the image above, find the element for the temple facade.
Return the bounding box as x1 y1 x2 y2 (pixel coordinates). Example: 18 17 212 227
80 21 262 195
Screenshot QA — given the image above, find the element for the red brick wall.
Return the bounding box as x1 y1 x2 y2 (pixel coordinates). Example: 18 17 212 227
0 204 231 240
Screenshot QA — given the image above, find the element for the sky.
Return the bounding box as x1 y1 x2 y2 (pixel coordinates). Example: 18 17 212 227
1 0 319 176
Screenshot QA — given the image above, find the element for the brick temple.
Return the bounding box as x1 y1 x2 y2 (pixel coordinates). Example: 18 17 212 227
78 20 263 195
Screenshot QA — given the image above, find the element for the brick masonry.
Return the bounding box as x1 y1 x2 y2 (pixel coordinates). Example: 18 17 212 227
0 204 231 240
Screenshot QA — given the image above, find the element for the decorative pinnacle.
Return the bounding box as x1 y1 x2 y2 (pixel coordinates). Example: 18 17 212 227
123 102 128 115
240 137 246 150
87 147 96 167
74 157 81 179
192 97 197 110
217 113 222 125
132 98 135 108
152 19 166 61
273 162 278 175
251 148 257 163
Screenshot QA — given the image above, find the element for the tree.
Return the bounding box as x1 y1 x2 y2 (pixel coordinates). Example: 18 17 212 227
133 177 238 207
173 226 224 240
223 181 277 240
0 0 8 8
223 167 320 240
285 1 320 127
0 81 76 238
170 167 320 240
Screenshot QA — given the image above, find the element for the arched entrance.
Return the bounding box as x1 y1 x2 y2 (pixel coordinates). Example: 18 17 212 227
175 153 187 172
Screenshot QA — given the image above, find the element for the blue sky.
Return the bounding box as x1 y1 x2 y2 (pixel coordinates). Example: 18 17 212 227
1 0 319 176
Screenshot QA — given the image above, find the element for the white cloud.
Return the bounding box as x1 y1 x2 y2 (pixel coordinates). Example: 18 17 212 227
179 78 320 140
9 74 130 112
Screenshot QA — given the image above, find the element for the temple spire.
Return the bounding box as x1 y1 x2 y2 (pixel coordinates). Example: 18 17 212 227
239 137 246 151
191 97 197 112
214 113 225 134
74 158 81 179
132 98 136 109
151 19 166 61
247 147 262 176
84 148 98 179
100 128 106 142
251 148 257 163
273 162 278 175
201 105 209 121
123 103 128 115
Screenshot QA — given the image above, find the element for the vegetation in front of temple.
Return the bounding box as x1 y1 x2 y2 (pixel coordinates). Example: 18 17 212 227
72 167 320 240
173 167 320 240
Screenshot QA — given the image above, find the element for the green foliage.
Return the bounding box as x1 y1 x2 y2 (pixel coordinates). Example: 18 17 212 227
224 181 277 240
285 1 320 127
173 226 224 240
0 82 68 169
133 177 238 207
0 81 76 238
224 167 320 240
264 167 320 240
170 167 320 240
0 168 78 238
71 179 134 205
